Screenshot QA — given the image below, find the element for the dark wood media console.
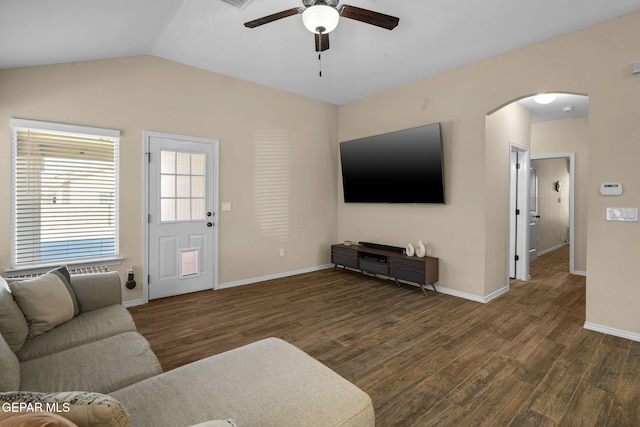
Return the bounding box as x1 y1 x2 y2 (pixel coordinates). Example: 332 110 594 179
331 243 439 295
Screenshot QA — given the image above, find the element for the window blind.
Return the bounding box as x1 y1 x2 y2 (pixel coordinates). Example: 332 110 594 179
11 120 119 268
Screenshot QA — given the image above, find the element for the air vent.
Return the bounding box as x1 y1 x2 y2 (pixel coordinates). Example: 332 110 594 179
221 0 253 9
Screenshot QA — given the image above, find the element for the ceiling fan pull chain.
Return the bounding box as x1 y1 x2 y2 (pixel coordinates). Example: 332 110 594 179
317 28 324 77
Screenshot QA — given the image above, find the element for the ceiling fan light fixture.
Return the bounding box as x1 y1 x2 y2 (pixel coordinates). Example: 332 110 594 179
534 93 557 105
302 5 340 34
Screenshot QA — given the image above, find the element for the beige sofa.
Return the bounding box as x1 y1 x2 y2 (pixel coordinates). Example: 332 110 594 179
0 269 374 427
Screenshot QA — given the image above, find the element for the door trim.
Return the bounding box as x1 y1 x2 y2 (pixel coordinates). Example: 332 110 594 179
142 130 219 304
531 152 576 275
529 163 539 262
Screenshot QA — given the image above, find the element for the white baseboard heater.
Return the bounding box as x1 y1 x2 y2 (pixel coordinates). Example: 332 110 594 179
7 265 110 279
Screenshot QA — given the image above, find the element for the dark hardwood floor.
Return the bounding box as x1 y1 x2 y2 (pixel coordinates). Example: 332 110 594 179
129 248 640 426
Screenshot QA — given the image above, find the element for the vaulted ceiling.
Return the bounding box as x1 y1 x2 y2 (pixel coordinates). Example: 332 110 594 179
2 0 640 106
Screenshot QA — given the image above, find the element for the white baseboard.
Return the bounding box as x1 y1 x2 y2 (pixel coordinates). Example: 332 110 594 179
584 322 640 342
434 286 485 303
572 269 586 276
351 270 507 304
482 285 511 303
537 242 568 256
218 264 333 290
435 284 509 304
121 264 333 306
357 272 438 293
123 266 509 306
122 298 145 308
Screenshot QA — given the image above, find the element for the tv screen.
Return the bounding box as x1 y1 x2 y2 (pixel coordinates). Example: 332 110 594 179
339 123 445 204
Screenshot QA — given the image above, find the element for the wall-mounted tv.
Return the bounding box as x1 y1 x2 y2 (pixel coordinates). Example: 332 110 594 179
339 123 445 204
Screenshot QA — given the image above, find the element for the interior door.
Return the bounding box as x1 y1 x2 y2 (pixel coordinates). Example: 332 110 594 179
148 134 217 299
528 165 540 262
509 150 520 278
509 144 530 281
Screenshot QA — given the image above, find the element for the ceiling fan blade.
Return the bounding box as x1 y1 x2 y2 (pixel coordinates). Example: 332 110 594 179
315 33 330 52
244 8 302 28
339 5 399 30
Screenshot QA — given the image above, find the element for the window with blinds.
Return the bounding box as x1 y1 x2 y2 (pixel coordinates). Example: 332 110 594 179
10 119 120 269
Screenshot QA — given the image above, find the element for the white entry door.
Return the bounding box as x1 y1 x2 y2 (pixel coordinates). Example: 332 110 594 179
146 133 218 300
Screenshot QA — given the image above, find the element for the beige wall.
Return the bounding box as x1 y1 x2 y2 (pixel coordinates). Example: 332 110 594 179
531 116 589 272
2 11 639 336
338 11 640 335
532 158 570 253
485 102 531 293
0 56 339 302
338 102 487 298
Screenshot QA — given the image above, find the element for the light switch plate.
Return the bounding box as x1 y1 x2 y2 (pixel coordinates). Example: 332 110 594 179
221 202 232 212
606 207 638 222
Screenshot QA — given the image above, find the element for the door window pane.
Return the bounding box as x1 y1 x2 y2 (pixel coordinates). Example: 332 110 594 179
177 152 191 175
160 150 207 223
161 199 176 222
161 151 175 174
191 154 205 176
161 175 175 198
177 176 191 198
176 199 191 221
191 176 204 198
191 199 205 221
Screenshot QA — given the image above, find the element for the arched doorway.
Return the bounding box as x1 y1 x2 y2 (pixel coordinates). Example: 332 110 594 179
488 92 588 281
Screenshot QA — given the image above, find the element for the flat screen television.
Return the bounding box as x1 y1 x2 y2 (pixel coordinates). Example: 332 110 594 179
339 123 445 204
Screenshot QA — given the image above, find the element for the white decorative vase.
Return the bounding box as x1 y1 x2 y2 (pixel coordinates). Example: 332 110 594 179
405 243 415 257
415 240 426 257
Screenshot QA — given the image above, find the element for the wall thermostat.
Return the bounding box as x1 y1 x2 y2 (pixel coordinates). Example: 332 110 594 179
600 183 623 196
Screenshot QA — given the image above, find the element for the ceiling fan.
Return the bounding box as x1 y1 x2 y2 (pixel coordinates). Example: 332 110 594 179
244 0 399 52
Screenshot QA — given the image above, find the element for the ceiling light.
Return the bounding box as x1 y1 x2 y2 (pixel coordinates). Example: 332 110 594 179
534 93 557 104
302 5 340 34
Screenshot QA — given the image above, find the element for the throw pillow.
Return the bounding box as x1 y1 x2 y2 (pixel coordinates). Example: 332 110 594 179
0 411 78 427
0 391 130 427
9 266 80 338
0 277 29 352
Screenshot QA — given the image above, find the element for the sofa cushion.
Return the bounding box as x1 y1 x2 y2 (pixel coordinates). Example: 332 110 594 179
0 410 78 426
0 277 29 352
0 391 130 427
0 334 20 392
20 332 162 394
17 305 137 362
70 272 122 314
9 266 80 338
111 337 375 427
